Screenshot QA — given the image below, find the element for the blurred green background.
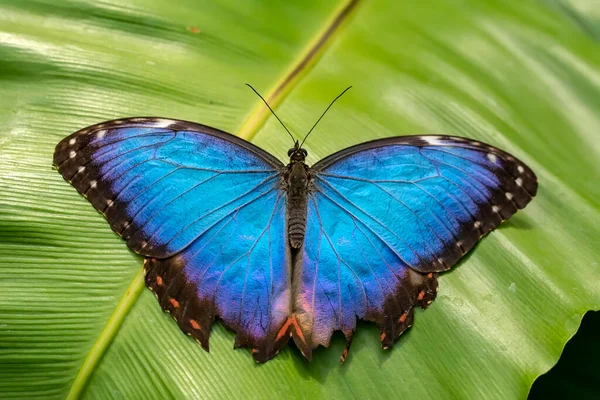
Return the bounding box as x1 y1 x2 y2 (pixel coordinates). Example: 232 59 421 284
0 0 598 398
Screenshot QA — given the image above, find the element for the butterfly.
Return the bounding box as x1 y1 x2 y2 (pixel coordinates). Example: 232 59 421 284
53 87 537 364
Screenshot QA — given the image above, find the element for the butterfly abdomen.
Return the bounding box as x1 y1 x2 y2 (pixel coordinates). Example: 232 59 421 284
286 162 310 249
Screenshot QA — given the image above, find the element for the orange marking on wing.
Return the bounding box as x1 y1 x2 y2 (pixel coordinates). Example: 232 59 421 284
251 348 259 354
380 333 386 342
156 276 163 286
189 319 201 330
276 318 293 341
291 315 305 343
399 313 408 323
169 298 180 308
427 272 433 278
340 348 349 364
417 290 425 301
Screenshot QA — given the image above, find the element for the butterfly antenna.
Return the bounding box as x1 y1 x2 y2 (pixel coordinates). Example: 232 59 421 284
300 86 352 148
245 84 296 145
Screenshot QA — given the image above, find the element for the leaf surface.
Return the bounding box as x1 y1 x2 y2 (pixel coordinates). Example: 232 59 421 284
0 0 598 398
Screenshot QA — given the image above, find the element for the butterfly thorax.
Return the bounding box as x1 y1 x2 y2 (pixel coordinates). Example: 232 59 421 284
286 150 310 249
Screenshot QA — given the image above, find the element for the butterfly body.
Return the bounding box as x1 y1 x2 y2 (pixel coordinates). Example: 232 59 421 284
285 147 311 249
54 117 537 363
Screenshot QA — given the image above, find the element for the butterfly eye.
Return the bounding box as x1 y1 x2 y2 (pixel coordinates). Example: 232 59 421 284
287 149 294 157
301 149 308 156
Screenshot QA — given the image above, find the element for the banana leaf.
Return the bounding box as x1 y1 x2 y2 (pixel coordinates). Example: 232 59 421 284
1 0 598 398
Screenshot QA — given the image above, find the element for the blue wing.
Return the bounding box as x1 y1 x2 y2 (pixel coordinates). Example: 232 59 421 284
54 118 291 361
292 135 537 360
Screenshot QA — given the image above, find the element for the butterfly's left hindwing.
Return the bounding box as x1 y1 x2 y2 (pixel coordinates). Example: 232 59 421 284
54 118 291 361
292 136 537 358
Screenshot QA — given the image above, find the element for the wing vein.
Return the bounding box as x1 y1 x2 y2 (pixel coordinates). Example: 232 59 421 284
313 180 427 268
161 176 279 249
216 194 282 329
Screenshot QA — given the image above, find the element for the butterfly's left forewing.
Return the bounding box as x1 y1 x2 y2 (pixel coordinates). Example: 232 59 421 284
292 136 537 359
54 118 291 361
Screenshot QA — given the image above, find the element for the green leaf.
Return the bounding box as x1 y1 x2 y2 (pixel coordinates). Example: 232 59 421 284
1 0 598 398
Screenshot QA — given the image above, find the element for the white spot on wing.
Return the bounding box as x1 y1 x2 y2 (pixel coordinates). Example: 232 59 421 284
69 151 76 158
151 119 175 129
106 199 114 207
69 138 76 145
516 177 523 187
96 130 107 139
474 221 481 229
487 153 497 163
78 166 85 173
505 192 513 200
423 136 445 146
492 205 499 213
90 180 97 189
517 165 525 174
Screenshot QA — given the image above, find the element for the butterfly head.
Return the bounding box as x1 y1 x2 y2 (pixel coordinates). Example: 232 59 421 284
288 141 307 163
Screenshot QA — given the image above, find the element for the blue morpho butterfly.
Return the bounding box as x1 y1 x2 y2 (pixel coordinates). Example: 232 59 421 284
53 85 537 363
